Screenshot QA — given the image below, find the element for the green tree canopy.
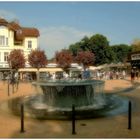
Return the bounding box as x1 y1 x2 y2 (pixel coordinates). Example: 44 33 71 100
131 39 140 52
111 44 132 63
88 34 112 65
69 34 115 65
69 42 81 56
69 36 89 56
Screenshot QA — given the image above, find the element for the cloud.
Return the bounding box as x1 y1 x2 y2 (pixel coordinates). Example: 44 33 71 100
39 26 92 59
0 10 18 21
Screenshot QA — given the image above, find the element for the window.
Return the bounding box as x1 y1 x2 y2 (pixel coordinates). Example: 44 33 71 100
0 36 8 46
4 52 9 62
0 36 5 46
17 29 22 34
6 37 8 46
0 26 6 30
28 41 32 48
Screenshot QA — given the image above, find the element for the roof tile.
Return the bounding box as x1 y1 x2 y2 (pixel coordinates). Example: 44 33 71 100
0 18 40 38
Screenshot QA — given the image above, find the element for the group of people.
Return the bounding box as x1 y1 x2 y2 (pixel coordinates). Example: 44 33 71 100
49 68 130 80
7 72 19 85
131 69 139 82
94 70 127 80
11 68 140 82
51 72 69 80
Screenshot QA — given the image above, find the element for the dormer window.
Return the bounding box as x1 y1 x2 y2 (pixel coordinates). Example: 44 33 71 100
17 29 22 34
0 26 6 29
28 40 32 49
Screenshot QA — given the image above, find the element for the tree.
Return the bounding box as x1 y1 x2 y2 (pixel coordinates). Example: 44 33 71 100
69 36 90 56
8 49 26 92
28 49 47 68
69 34 115 65
111 44 132 63
131 39 140 52
55 49 73 71
79 36 90 51
89 34 112 65
69 43 81 56
75 51 95 67
28 49 47 81
8 49 26 70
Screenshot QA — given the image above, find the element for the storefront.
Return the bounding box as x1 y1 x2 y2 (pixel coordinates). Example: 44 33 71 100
130 51 140 69
18 67 63 81
0 68 11 80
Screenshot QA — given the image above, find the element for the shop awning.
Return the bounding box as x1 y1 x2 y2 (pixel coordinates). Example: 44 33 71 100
18 68 63 73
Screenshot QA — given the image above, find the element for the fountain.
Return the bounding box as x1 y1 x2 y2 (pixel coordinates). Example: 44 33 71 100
6 79 129 120
32 79 106 110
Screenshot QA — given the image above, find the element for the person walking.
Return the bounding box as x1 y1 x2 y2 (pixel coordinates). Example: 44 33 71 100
131 69 135 83
116 71 119 79
122 70 126 79
135 69 139 80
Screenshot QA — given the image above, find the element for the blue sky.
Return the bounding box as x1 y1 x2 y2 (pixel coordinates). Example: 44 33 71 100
0 1 140 58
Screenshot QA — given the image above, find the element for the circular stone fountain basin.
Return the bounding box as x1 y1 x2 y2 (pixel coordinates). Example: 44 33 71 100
2 94 129 120
32 79 105 108
0 79 129 120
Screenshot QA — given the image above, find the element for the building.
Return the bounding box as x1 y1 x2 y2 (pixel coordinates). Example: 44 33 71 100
129 51 140 69
0 18 39 78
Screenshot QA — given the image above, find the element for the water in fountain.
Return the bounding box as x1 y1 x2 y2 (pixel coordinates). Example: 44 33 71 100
32 79 106 110
2 78 129 120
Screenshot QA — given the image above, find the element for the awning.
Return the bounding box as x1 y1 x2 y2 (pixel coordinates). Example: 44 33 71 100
18 68 37 72
18 68 63 73
89 66 98 70
39 68 63 72
0 68 11 71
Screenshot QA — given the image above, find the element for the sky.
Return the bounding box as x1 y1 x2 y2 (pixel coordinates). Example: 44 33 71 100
0 1 140 58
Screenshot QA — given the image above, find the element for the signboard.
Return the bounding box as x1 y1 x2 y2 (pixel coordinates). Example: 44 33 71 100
131 53 140 60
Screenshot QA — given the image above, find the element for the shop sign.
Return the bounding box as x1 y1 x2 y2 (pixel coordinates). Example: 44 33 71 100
131 53 140 60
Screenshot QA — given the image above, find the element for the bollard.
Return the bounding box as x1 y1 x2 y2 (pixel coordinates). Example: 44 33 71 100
72 104 76 135
20 103 25 133
128 101 132 130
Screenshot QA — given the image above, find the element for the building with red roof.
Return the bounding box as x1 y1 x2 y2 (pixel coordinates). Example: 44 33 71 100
0 18 40 78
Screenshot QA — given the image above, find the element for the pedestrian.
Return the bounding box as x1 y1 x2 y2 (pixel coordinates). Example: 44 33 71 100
96 71 100 80
135 69 139 80
116 71 119 79
51 73 56 80
122 70 126 79
131 69 135 83
78 73 82 79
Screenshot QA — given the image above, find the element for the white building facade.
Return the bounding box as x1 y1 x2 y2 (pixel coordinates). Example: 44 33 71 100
0 18 39 70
